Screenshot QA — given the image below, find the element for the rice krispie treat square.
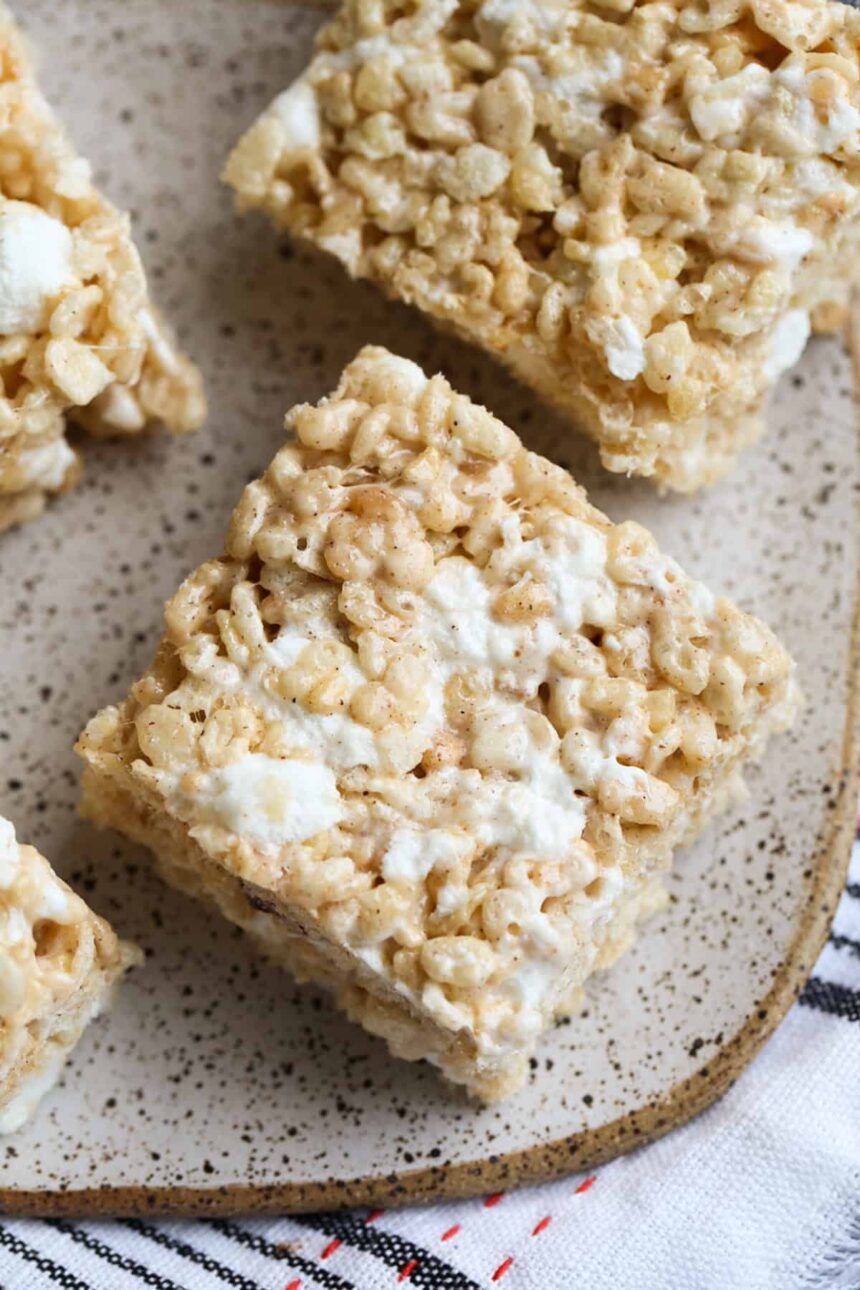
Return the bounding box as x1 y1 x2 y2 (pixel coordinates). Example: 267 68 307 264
225 0 860 492
0 3 205 533
77 346 798 1100
0 815 139 1132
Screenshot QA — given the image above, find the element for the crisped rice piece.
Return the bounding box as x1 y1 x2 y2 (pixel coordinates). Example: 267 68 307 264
77 346 798 1100
225 0 860 492
0 815 139 1132
0 3 205 533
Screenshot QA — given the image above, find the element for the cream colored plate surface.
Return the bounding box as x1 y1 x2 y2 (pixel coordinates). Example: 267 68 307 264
0 0 856 1216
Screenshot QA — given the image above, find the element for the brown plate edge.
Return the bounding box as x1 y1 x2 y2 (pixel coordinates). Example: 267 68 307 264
1 326 858 1220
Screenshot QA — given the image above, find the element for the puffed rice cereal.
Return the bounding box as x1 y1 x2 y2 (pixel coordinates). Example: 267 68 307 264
0 814 139 1132
0 4 205 533
77 346 798 1099
225 0 860 492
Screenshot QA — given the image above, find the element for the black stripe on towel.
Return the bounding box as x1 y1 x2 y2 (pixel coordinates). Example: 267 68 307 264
799 977 860 1022
48 1221 185 1290
291 1211 484 1290
830 933 860 960
0 1223 91 1290
211 1220 358 1290
124 1220 265 1290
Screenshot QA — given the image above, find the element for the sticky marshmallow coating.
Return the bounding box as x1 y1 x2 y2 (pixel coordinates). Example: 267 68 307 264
0 816 139 1132
0 200 74 334
77 346 798 1099
225 0 860 492
0 3 205 533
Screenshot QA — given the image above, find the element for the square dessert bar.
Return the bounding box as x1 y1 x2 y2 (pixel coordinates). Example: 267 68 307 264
78 346 797 1100
0 815 139 1132
226 0 860 492
0 3 205 532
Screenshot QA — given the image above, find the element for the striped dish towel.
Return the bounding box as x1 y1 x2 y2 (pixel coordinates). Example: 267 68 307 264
2 832 859 1290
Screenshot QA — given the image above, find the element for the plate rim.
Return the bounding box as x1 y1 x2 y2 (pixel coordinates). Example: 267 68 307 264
2 391 858 1218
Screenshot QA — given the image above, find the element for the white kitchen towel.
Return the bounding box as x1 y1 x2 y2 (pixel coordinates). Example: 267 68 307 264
1 830 858 1290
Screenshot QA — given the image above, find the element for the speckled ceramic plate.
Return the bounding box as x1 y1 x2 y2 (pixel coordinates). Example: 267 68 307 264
0 0 857 1218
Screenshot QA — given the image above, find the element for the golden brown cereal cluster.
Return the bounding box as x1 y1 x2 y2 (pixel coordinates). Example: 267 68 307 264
226 0 860 491
0 6 205 532
0 816 139 1132
78 347 797 1097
